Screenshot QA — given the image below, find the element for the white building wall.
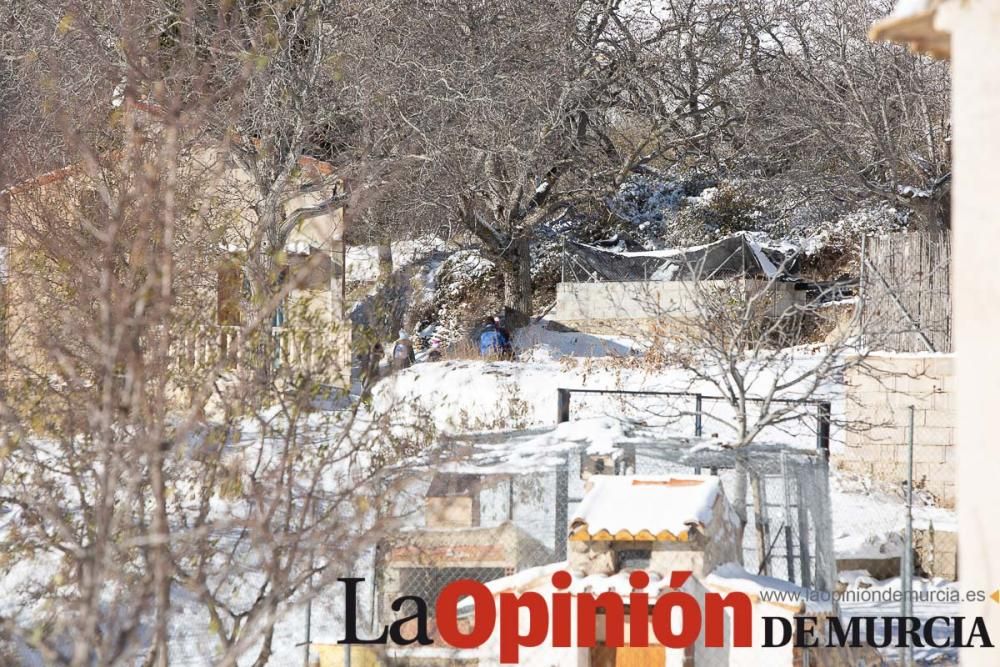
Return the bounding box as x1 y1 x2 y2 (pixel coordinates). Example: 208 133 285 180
945 0 1000 658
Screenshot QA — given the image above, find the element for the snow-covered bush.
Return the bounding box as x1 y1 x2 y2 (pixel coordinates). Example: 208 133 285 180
667 180 775 246
419 248 500 343
606 174 687 229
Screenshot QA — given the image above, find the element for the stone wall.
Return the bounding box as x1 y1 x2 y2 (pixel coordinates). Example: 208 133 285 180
838 353 955 507
548 279 803 335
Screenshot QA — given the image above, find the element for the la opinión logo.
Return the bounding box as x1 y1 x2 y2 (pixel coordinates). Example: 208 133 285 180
337 570 994 663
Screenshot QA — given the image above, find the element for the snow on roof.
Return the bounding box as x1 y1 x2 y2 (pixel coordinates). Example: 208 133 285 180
441 416 652 475
569 474 727 542
704 563 834 615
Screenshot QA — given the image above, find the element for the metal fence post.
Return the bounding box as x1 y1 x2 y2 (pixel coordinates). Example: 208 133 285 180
554 458 568 561
781 451 796 584
557 388 571 423
694 393 703 437
303 598 312 667
692 395 704 474
508 475 515 521
560 237 566 283
816 401 831 458
812 453 836 593
303 499 317 667
796 462 813 590
859 235 867 347
903 405 916 666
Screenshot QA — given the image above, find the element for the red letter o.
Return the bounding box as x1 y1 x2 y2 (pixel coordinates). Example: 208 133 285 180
436 579 496 648
651 592 702 648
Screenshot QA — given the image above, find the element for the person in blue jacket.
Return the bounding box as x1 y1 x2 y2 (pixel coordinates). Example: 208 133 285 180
478 316 514 360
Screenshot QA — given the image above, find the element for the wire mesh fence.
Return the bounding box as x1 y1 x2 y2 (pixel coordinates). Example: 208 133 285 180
860 231 951 353
342 385 960 666
369 422 838 661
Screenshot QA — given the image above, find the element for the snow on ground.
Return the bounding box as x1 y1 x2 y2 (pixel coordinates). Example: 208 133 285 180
374 323 844 445
830 470 956 561
838 572 962 664
1 319 957 665
370 354 694 433
513 323 639 361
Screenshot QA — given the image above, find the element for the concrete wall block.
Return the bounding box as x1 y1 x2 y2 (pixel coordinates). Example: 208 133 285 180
848 443 888 463
913 426 955 447
844 399 865 423
843 432 864 450
873 355 927 377
921 406 953 427
869 461 904 484
851 372 895 397
858 403 901 426
860 392 898 414
914 461 956 487
931 392 955 416
923 356 955 378
860 424 906 445
923 460 957 485
887 387 937 411
914 444 947 464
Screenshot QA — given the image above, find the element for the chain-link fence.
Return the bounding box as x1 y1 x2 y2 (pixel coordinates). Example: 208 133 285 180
323 381 960 666
362 407 838 665
837 355 960 665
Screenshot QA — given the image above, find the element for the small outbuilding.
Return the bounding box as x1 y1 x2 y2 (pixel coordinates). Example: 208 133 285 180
568 474 742 579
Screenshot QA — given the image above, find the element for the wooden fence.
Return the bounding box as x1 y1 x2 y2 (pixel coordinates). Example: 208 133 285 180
171 325 344 378
860 232 951 353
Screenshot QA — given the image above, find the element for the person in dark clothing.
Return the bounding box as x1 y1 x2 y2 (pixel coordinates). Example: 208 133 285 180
361 341 384 386
392 330 415 370
478 316 514 360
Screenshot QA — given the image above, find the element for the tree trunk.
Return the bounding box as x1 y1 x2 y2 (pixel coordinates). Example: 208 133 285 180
750 470 770 575
147 447 171 667
733 452 748 567
502 235 532 327
377 243 393 284
244 246 281 385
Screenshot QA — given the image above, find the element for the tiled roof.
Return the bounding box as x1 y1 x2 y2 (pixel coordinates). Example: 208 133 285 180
569 475 727 542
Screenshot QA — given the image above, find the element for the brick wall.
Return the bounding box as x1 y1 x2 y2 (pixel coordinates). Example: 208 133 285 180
838 353 955 507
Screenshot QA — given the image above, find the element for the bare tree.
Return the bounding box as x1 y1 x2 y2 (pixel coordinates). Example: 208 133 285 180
363 0 747 325
0 4 436 666
737 0 951 229
645 253 868 568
